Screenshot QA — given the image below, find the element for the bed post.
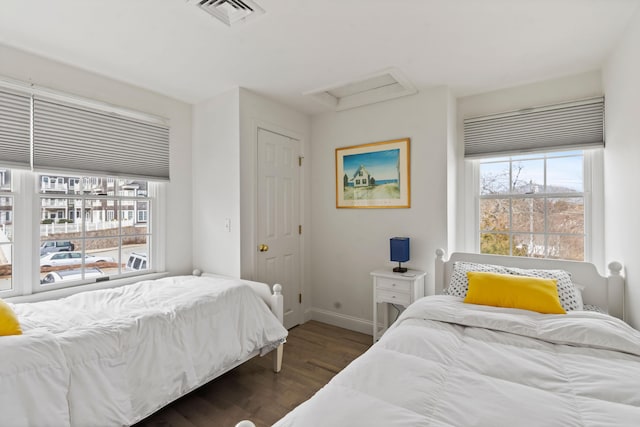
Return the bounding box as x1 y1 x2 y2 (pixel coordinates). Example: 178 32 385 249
435 249 447 295
271 284 284 324
607 261 624 321
271 284 284 373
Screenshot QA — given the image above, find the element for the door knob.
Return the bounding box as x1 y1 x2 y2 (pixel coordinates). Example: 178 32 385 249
258 244 269 252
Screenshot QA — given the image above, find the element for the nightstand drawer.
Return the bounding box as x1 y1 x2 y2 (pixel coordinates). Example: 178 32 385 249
376 289 411 305
376 277 411 293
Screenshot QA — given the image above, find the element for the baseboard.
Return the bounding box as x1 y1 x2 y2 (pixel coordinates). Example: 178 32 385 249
303 307 314 323
308 307 373 336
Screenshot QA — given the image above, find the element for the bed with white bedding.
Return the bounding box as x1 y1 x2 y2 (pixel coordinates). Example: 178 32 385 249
1 274 288 427
272 251 640 427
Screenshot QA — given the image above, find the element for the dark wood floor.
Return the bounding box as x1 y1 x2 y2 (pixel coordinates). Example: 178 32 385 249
135 321 371 427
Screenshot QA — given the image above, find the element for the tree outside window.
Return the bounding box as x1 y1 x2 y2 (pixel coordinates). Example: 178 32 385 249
479 151 585 261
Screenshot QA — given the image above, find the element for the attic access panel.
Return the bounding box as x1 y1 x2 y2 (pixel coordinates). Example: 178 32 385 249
304 68 417 111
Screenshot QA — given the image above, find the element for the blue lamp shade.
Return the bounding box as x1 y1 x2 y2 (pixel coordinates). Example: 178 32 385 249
390 237 410 273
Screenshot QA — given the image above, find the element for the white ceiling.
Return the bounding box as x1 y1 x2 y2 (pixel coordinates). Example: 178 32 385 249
1 0 638 115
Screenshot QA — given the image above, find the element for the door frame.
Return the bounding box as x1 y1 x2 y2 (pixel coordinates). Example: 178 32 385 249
244 120 306 327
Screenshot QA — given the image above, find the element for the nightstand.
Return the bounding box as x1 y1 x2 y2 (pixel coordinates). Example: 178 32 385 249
371 269 426 342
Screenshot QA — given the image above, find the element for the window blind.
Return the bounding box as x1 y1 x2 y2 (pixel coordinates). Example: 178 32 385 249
0 89 31 169
464 97 604 158
33 97 170 180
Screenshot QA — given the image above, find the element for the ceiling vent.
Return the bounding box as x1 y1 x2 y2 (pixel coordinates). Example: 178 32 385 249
191 0 265 26
304 68 418 111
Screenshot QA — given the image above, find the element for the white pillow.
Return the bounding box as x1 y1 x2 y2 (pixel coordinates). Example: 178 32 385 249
572 283 608 314
583 304 607 314
572 283 585 311
444 261 509 298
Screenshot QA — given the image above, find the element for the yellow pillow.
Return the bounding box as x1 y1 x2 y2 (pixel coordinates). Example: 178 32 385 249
464 271 566 315
0 298 22 336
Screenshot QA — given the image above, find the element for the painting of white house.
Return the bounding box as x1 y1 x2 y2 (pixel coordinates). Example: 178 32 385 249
336 138 410 208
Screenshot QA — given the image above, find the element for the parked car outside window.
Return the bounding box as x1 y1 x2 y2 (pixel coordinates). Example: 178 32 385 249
40 251 115 267
40 267 104 284
126 252 148 271
40 240 75 256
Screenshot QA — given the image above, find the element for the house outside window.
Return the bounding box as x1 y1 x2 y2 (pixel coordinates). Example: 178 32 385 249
478 151 587 261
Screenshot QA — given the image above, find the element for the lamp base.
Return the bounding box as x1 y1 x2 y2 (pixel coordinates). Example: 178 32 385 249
393 263 408 273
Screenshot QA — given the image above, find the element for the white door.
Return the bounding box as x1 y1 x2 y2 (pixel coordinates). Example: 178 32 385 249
257 128 301 329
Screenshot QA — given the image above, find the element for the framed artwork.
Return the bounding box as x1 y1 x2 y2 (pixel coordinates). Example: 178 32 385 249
335 138 410 208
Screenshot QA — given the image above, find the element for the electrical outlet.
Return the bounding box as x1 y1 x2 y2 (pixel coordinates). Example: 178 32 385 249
225 218 231 232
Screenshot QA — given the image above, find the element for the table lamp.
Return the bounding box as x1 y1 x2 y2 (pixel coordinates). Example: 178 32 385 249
390 237 410 273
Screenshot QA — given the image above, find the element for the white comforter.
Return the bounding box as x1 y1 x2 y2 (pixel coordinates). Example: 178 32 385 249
2 275 287 427
275 296 640 427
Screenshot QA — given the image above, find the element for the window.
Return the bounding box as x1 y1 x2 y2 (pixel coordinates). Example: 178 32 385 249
0 170 9 189
0 81 168 298
137 208 148 223
478 151 587 261
38 174 152 290
0 169 13 292
464 98 604 265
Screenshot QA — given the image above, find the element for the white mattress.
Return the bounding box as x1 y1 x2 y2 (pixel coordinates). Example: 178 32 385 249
275 295 640 427
2 275 288 427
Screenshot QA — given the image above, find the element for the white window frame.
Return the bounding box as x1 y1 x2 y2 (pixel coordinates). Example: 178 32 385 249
463 148 604 270
0 180 14 294
0 170 167 301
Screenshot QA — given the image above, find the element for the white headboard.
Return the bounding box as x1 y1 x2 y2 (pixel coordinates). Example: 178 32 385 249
434 249 625 321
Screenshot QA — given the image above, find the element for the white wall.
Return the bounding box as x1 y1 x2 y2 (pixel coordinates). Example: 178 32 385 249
456 71 604 263
603 8 640 329
192 88 241 276
446 91 458 257
192 88 312 313
309 88 453 333
0 44 193 275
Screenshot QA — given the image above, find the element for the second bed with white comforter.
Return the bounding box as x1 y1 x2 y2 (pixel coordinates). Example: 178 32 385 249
275 296 640 427
2 275 288 427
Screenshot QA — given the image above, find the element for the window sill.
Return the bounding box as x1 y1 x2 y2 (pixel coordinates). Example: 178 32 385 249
5 272 170 304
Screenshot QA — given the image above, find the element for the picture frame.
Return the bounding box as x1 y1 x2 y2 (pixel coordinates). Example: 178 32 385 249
336 138 410 208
